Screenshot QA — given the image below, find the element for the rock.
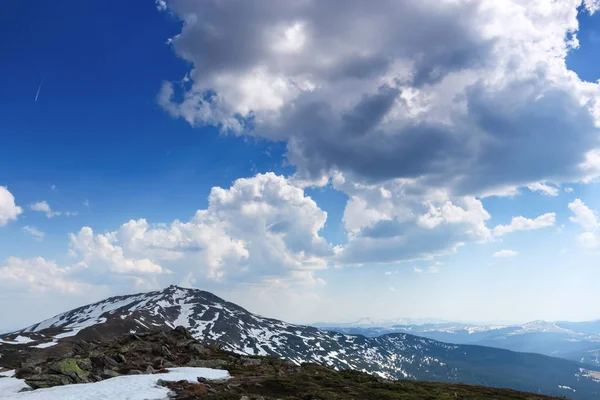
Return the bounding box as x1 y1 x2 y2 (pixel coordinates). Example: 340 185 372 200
101 369 120 379
173 326 192 339
240 396 251 400
102 355 119 368
25 374 72 389
48 358 90 383
127 369 143 375
156 379 168 387
18 387 33 392
160 345 172 358
163 360 177 368
240 357 263 367
76 358 92 372
146 365 155 374
152 357 165 368
114 354 126 363
186 359 228 368
189 343 209 356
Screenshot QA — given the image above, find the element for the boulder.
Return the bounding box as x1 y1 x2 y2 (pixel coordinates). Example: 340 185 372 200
101 369 120 379
48 358 90 383
25 374 72 389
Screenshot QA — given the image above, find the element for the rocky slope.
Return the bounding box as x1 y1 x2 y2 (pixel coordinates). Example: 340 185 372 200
1 327 565 400
1 285 600 398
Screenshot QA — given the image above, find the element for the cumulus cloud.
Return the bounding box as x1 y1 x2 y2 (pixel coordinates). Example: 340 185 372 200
0 186 22 226
493 213 556 236
68 173 331 288
332 173 492 265
159 0 600 196
493 249 519 258
23 226 44 240
568 199 599 248
155 0 600 265
69 227 169 275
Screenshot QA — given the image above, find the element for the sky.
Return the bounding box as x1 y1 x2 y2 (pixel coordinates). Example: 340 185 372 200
2 0 600 330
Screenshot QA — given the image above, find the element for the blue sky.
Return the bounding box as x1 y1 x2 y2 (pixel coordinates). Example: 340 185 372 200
1 0 600 329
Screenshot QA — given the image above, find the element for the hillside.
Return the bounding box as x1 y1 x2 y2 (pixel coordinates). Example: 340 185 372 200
1 286 599 399
1 326 567 400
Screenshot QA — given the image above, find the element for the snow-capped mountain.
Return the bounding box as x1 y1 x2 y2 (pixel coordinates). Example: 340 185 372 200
320 319 600 367
2 285 600 399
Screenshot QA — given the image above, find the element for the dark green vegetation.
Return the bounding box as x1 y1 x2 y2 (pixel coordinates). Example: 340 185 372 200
170 359 566 400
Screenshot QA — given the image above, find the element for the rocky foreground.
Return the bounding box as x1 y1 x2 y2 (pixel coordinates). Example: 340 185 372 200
0 326 568 399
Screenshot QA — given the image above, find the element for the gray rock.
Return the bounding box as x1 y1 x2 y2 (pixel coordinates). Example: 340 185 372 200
127 369 143 375
186 359 228 368
189 343 210 356
240 357 263 367
25 374 72 389
156 379 168 387
101 369 120 379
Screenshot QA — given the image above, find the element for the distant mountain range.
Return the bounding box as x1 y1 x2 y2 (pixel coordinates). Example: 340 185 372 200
316 319 600 366
1 286 600 399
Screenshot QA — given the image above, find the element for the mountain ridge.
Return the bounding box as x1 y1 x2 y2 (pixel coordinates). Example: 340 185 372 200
2 285 600 399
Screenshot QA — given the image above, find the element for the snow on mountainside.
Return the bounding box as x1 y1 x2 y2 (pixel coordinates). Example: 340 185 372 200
2 286 600 399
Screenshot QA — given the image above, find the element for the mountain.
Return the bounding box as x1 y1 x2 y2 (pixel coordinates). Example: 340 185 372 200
321 320 600 367
2 285 600 399
1 325 566 400
313 317 449 328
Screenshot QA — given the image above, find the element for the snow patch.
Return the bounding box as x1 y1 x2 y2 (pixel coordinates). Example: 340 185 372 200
2 367 229 399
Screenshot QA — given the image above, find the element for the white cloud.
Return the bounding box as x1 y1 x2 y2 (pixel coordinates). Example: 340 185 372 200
585 0 600 14
565 187 574 193
69 173 331 287
333 174 492 265
30 201 61 218
568 199 598 230
156 0 600 266
30 201 77 218
83 199 90 207
0 257 95 294
413 267 423 274
69 227 169 275
155 0 167 11
527 182 559 196
389 286 397 292
160 0 600 198
493 213 556 236
568 199 599 249
0 186 22 227
23 226 44 240
51 185 57 192
493 249 519 258
579 232 599 249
